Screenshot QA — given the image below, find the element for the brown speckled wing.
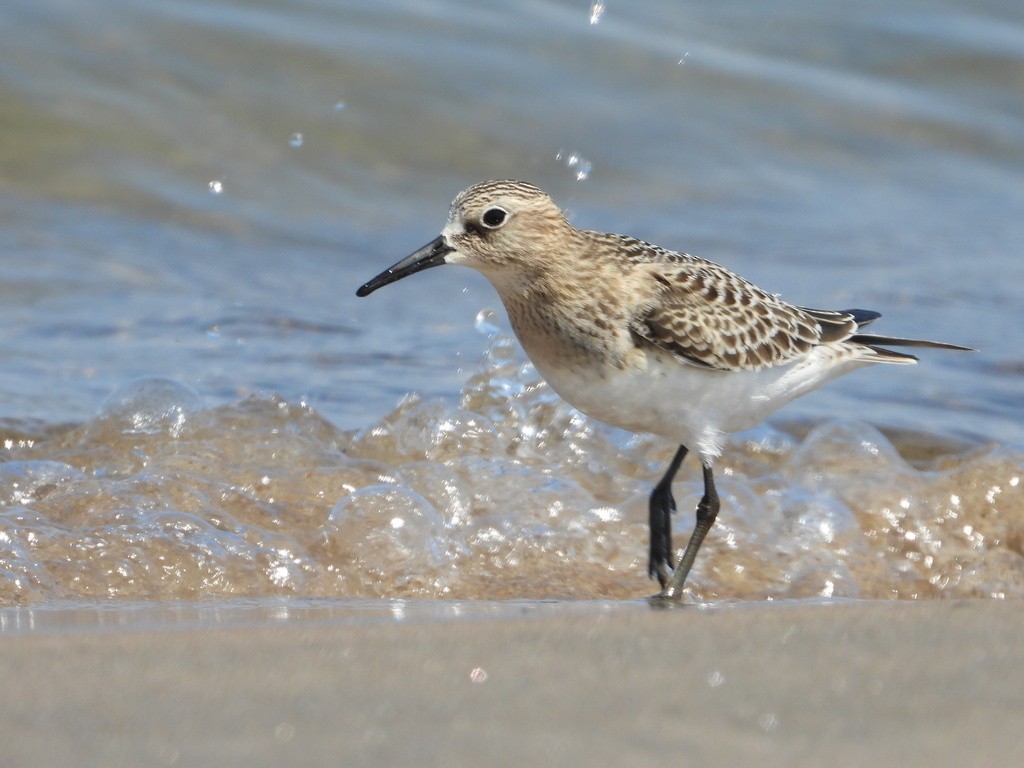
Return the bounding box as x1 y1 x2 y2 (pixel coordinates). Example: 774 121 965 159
631 260 824 371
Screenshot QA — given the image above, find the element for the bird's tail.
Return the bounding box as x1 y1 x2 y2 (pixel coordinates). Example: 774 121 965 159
850 334 975 364
801 306 974 364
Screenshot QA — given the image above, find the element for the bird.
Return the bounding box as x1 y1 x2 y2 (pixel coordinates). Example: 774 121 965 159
356 180 971 599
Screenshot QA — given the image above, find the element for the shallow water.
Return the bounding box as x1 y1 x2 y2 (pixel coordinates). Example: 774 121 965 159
1 0 1023 609
1 326 1021 605
0 595 632 635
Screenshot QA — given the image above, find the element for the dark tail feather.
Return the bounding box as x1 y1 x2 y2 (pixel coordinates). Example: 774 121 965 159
801 307 881 327
801 307 882 343
803 306 975 359
851 334 974 364
843 308 882 327
851 334 974 352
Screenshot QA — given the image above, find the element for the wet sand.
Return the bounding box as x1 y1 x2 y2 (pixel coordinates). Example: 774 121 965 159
3 599 1023 766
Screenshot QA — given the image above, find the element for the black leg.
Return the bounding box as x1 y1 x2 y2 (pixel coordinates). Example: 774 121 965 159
660 463 719 600
648 445 688 588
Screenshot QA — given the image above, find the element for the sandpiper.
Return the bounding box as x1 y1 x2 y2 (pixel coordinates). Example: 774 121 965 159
356 180 971 599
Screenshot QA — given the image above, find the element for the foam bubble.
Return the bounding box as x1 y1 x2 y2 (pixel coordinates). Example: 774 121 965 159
94 377 203 438
0 331 1019 603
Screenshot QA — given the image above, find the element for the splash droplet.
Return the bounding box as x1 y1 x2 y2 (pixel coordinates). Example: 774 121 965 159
474 309 502 338
555 150 592 181
289 133 303 148
208 179 224 195
589 2 605 24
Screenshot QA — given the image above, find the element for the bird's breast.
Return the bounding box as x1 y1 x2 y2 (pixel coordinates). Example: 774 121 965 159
496 279 640 373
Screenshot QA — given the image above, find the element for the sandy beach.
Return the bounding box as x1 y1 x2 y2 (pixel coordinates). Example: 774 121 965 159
4 598 1022 767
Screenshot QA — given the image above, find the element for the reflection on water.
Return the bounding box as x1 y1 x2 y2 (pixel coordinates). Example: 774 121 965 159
0 597 632 635
1 327 1020 606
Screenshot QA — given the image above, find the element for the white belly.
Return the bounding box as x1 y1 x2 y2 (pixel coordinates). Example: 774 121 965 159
530 347 871 461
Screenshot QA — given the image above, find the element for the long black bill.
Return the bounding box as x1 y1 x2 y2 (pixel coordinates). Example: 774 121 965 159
356 235 454 297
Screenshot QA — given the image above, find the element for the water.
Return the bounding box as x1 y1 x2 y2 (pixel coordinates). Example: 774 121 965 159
1 0 1023 609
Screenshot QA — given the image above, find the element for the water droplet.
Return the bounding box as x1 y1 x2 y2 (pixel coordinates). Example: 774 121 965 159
208 179 224 195
555 150 592 182
474 309 502 338
333 101 346 112
289 132 303 148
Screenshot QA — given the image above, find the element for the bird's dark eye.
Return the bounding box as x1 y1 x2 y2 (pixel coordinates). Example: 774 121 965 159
481 207 508 229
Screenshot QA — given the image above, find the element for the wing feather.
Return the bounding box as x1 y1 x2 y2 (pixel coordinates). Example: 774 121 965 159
588 233 953 372
630 260 824 371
